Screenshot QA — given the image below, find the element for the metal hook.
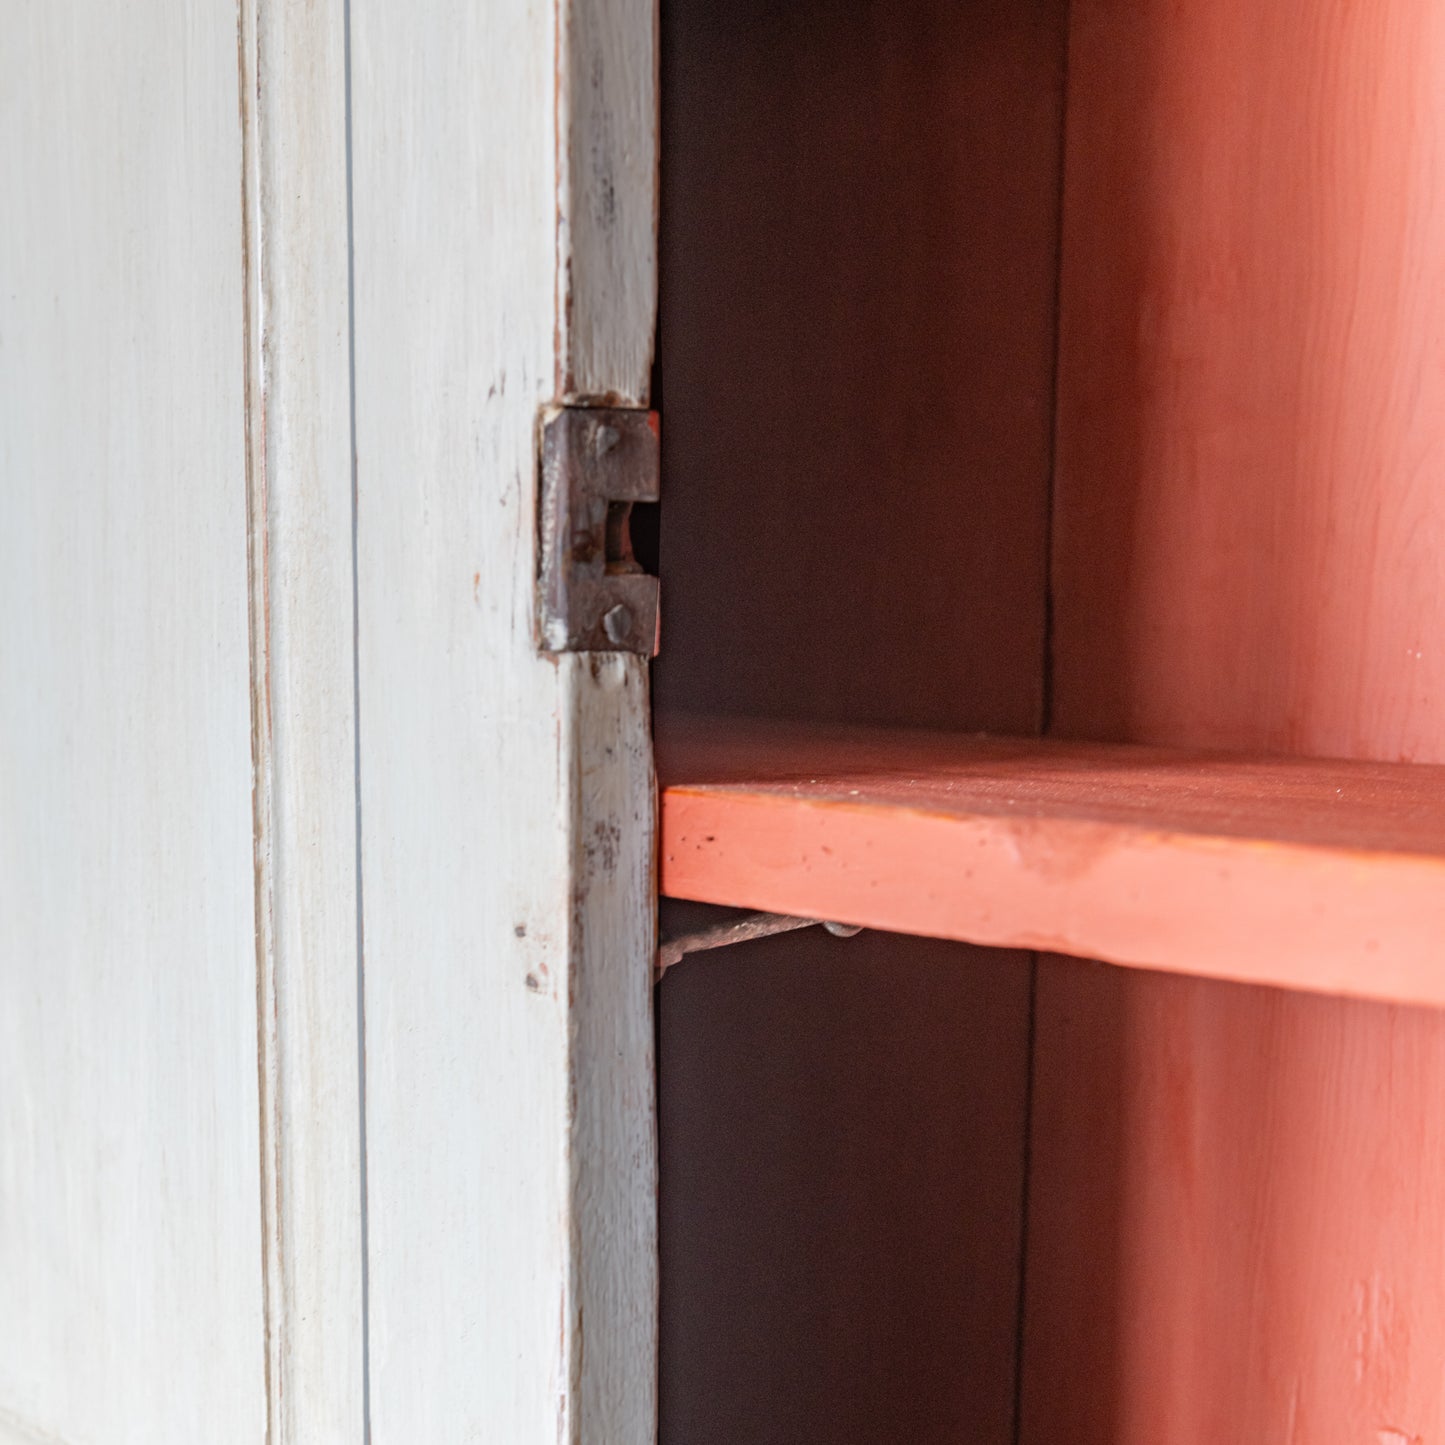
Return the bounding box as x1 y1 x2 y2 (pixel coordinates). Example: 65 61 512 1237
656 911 863 980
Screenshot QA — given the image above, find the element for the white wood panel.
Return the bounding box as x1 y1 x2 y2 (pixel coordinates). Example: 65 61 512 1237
564 655 658 1441
557 0 658 403
0 2 265 1441
240 0 367 1438
350 0 657 1438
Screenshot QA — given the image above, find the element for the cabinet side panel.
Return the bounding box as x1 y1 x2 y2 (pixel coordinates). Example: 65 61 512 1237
1029 3 1445 1442
0 2 265 1440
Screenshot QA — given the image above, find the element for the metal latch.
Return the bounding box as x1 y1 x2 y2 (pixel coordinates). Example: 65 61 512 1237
536 405 660 654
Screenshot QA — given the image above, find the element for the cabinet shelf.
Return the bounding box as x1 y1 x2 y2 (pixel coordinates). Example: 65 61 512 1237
658 716 1445 1006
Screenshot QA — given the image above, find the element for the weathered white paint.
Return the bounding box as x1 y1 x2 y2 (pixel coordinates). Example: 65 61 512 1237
240 0 367 1438
557 24 660 1420
4 0 656 1435
564 654 658 1441
558 0 659 403
0 1 265 1441
350 0 657 1439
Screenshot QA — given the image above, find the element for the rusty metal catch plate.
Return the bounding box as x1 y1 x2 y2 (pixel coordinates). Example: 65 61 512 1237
536 405 660 654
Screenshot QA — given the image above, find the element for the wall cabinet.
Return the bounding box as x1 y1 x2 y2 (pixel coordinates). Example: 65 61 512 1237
5 0 1443 1441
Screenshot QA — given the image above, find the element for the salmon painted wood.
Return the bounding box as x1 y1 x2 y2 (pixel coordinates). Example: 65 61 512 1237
1027 0 1445 1439
659 718 1445 1007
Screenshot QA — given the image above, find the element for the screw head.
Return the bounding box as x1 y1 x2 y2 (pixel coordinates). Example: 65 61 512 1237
602 603 633 646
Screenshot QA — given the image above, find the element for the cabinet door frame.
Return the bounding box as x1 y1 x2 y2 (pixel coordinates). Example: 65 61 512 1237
249 0 660 1438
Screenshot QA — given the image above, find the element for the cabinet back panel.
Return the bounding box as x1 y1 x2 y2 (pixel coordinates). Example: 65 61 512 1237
655 0 1065 733
658 926 1033 1445
655 0 1069 1439
1028 1 1445 1441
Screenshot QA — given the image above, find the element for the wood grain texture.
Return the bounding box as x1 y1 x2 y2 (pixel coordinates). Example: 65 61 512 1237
566 656 658 1442
349 0 656 1438
557 0 657 404
241 0 366 1437
662 719 1445 855
1051 0 1445 756
653 3 1067 1437
0 1 265 1439
1026 1 1445 1440
659 717 1445 1004
1026 961 1445 1444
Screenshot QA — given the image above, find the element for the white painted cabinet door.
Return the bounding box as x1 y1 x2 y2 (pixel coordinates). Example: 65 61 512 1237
3 0 656 1441
349 0 658 1438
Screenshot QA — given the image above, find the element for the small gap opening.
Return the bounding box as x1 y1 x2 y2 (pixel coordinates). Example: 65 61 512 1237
605 499 643 575
628 500 661 579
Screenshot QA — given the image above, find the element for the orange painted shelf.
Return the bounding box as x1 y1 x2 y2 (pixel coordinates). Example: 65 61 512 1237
658 716 1445 1007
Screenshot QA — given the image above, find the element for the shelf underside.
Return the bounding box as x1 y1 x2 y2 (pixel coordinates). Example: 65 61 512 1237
658 717 1445 1007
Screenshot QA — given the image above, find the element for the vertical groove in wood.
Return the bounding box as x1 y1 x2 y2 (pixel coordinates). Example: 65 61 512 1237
236 5 280 1438
1008 954 1039 1445
1027 2 1445 1441
243 0 368 1438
